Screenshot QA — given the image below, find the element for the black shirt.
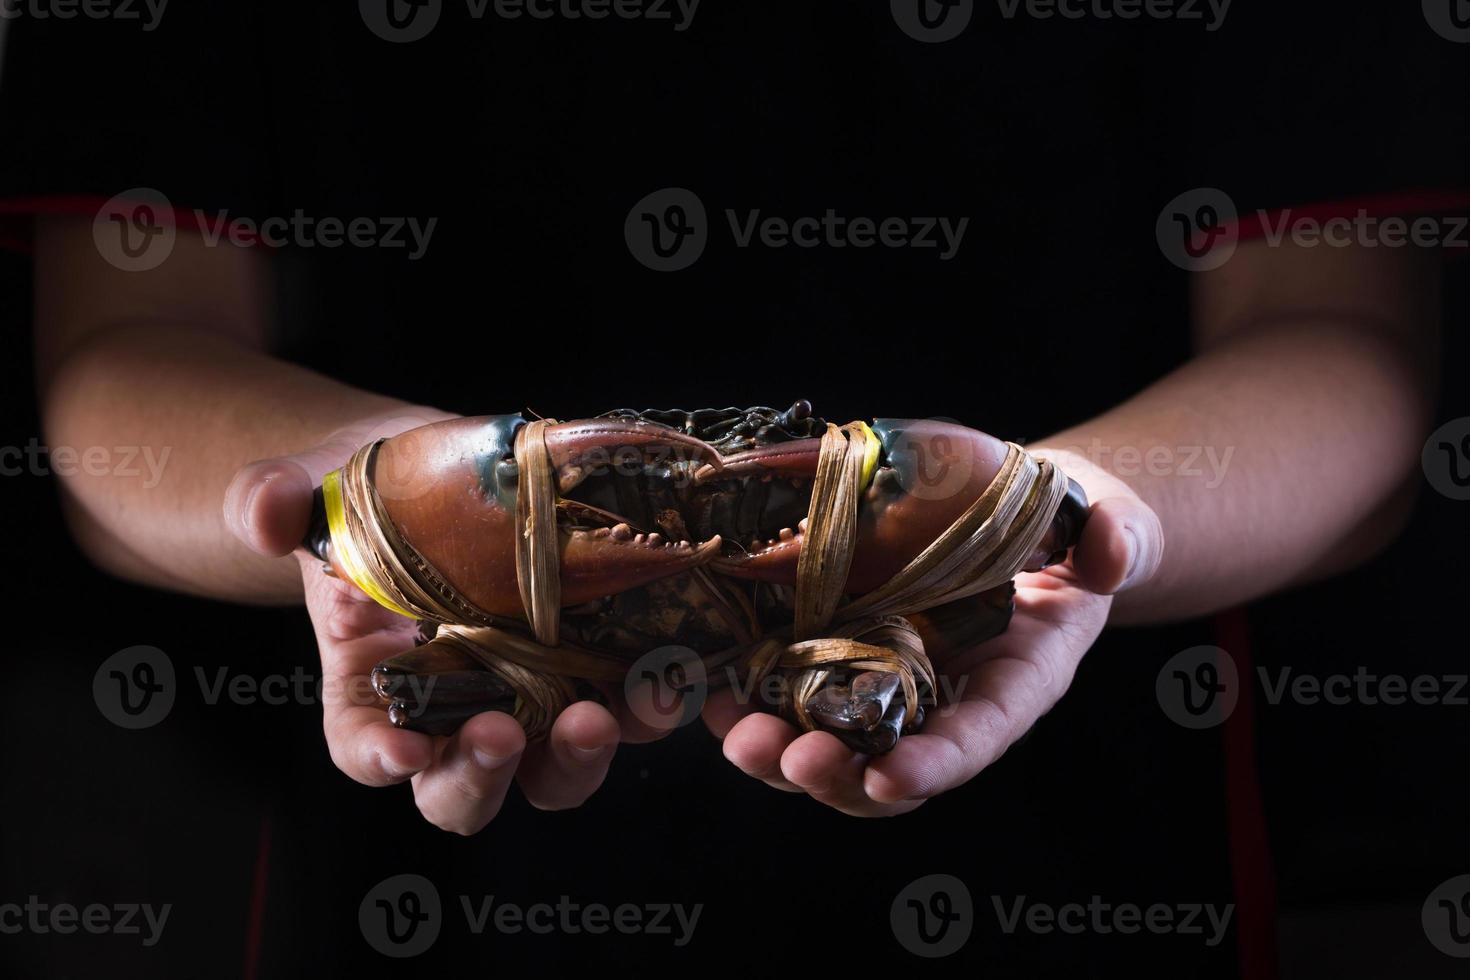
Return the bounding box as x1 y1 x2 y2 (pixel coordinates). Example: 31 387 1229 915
2 5 1467 976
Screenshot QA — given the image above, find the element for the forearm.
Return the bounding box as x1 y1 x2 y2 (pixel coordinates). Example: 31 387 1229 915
1035 318 1432 624
40 321 428 602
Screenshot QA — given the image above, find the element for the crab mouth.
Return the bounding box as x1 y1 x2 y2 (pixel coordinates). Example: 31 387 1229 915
557 449 822 573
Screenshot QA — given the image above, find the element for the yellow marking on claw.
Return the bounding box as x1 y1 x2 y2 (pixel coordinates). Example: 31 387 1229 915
323 468 415 618
857 421 881 490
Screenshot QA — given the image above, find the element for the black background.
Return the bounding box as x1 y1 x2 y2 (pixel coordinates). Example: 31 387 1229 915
1 3 1468 976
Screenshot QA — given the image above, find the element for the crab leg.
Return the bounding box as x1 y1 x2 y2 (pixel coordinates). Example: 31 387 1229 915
372 642 520 735
386 671 521 735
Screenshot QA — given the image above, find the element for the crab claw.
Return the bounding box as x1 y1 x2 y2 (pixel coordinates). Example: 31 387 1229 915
560 526 723 607
316 414 725 619
713 419 1087 593
544 418 723 493
693 438 821 485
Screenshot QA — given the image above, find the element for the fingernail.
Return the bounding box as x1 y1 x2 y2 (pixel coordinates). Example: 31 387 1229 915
863 770 904 804
239 478 265 532
1119 527 1141 590
567 743 607 763
379 752 418 780
472 747 513 770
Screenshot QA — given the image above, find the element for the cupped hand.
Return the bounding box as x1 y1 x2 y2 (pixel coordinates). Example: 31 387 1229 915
223 409 637 835
703 449 1163 817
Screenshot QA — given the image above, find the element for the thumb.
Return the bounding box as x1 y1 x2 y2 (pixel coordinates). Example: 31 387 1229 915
223 407 457 558
1070 492 1165 596
223 454 321 557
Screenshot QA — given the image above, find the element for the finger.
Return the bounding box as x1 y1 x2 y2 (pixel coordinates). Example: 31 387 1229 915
224 409 452 558
700 687 760 739
319 635 435 786
224 456 318 557
324 706 437 787
309 598 435 785
613 674 699 744
411 711 526 835
720 712 804 792
1070 493 1164 595
779 731 923 817
863 653 1071 804
516 700 621 810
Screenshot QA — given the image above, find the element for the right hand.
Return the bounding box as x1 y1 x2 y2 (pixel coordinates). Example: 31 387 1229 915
223 408 627 835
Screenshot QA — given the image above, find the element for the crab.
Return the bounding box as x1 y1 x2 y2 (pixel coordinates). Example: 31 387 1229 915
306 401 1086 753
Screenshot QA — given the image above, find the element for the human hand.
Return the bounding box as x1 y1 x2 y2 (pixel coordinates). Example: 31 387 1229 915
223 408 630 834
703 450 1163 817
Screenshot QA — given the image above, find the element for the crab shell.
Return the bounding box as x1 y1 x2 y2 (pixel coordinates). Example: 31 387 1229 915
316 414 1087 619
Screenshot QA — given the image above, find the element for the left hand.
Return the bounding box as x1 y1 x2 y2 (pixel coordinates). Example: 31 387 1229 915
702 450 1162 817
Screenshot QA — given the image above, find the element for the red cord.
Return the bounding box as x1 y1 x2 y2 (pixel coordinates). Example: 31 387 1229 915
1216 607 1279 979
243 811 272 980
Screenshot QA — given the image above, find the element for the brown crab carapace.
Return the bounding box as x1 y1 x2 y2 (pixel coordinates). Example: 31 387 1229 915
307 402 1088 753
